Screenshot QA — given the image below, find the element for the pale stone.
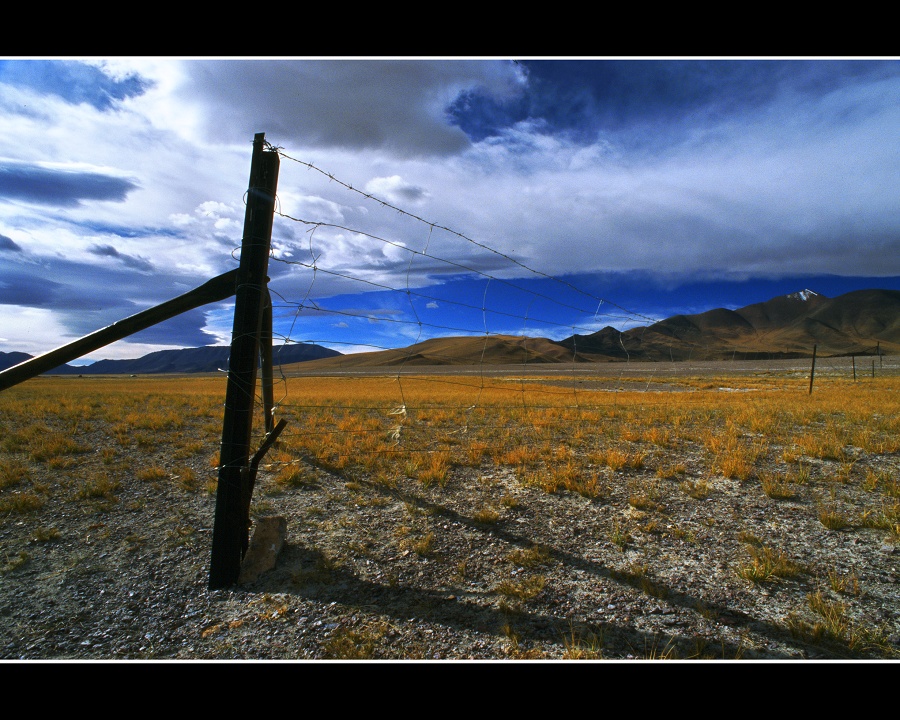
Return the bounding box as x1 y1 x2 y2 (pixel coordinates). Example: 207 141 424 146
238 516 287 584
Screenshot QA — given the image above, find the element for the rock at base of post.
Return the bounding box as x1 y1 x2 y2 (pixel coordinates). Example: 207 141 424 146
238 516 287 584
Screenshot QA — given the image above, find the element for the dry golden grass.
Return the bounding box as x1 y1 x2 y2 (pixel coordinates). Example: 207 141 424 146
2 366 899 659
5 372 899 525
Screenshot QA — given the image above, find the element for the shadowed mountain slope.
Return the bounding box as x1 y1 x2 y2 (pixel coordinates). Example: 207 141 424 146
291 288 900 371
557 289 900 361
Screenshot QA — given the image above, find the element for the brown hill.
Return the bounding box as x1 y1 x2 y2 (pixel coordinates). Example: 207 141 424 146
283 289 900 371
287 334 578 372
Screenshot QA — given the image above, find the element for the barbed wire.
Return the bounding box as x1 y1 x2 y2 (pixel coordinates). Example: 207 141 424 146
232 146 894 477
271 149 661 327
252 150 661 446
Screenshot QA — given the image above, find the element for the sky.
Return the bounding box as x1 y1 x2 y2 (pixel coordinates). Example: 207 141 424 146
0 57 898 363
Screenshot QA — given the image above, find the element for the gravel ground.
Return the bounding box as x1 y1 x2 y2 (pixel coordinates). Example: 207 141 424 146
2 364 899 662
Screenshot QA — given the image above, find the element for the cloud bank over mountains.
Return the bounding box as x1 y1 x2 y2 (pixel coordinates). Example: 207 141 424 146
0 58 897 360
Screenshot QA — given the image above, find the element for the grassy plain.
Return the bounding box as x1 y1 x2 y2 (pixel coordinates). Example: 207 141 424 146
1 358 899 659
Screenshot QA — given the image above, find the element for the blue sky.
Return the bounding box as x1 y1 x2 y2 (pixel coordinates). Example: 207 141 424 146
0 58 898 362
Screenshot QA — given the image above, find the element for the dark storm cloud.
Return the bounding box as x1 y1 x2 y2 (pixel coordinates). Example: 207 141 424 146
0 60 150 110
80 221 183 239
179 59 524 157
0 161 139 206
88 244 154 272
116 307 224 348
448 59 898 146
0 233 22 252
0 268 62 305
0 253 224 347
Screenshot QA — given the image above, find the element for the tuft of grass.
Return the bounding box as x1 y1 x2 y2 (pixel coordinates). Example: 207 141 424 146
124 533 147 552
417 451 452 487
473 507 500 525
670 524 697 543
825 567 861 596
500 622 547 658
0 490 45 514
601 448 629 471
29 433 92 463
173 467 200 493
735 544 806 584
165 525 196 548
500 493 520 509
292 551 342 586
656 462 686 480
609 520 632 551
628 480 665 511
322 626 385 659
818 504 850 531
680 478 711 499
400 532 435 557
0 458 29 489
760 471 798 500
75 474 120 501
641 634 681 660
785 590 894 657
857 501 900 540
795 461 812 484
562 623 604 659
494 575 547 602
137 465 169 482
32 527 61 543
453 558 468 582
507 544 552 568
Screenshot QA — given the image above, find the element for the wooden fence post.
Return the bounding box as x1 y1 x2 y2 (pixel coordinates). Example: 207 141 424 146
808 344 817 395
209 133 280 589
260 289 275 435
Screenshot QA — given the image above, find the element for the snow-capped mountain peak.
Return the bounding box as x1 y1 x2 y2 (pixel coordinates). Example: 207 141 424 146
787 289 819 302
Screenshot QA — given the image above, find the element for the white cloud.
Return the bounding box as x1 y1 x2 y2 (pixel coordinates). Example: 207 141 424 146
1 58 898 360
364 175 429 205
0 306 75 356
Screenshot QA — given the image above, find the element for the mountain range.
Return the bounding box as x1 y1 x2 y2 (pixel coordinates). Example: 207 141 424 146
0 343 340 376
554 288 900 362
283 288 900 371
1 289 897 376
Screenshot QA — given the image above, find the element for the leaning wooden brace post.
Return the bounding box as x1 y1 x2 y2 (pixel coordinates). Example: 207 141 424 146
0 270 238 393
209 134 280 589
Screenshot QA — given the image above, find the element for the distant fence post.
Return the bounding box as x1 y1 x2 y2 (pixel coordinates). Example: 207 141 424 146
209 133 280 589
852 354 856 381
808 344 817 395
